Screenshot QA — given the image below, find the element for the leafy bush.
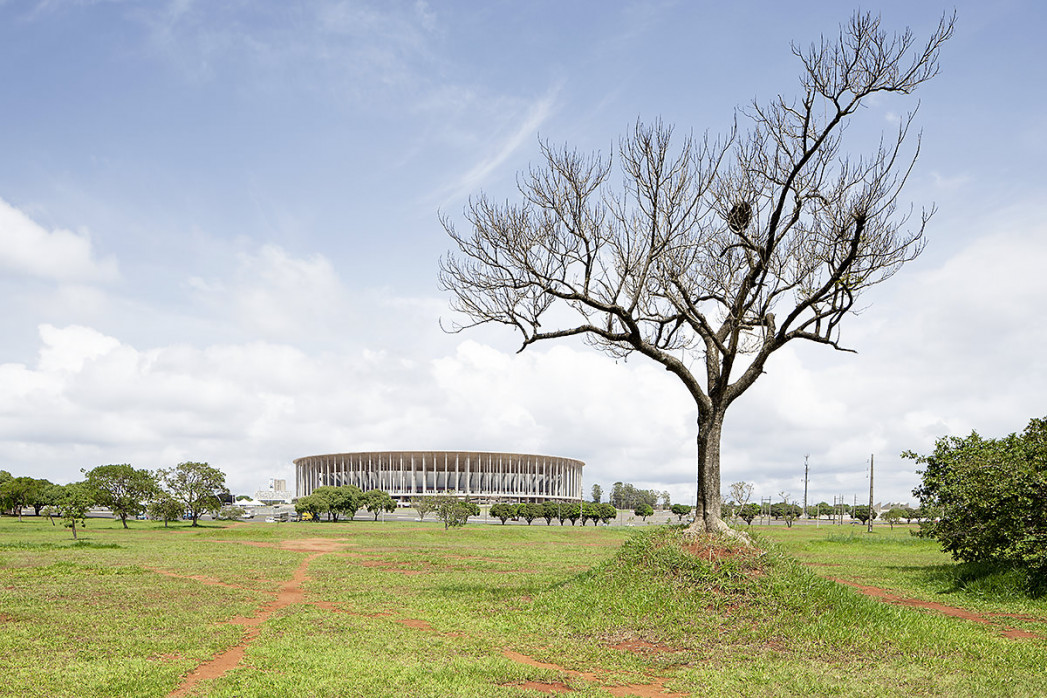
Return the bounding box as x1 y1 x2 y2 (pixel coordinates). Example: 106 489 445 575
737 503 760 525
488 502 516 524
669 503 692 521
432 494 479 529
906 417 1047 594
217 505 247 520
851 505 877 524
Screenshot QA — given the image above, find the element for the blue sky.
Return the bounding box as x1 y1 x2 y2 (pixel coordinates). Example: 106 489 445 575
1 0 1045 507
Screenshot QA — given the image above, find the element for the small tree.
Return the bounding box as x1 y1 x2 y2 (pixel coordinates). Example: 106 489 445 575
434 494 477 529
30 479 61 516
83 464 158 529
413 496 438 521
590 484 603 504
294 495 326 522
882 507 906 530
364 490 396 521
727 482 754 522
670 503 692 522
60 484 93 540
738 503 761 525
311 486 342 521
851 505 877 525
490 502 515 524
41 505 58 525
336 485 365 519
160 462 226 527
313 485 363 521
559 502 581 526
217 505 247 521
1 476 41 522
634 503 654 521
519 502 543 525
147 496 183 527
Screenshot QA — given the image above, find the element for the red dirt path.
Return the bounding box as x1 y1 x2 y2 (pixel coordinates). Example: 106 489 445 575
830 577 1043 640
167 552 323 697
161 535 689 697
502 650 688 697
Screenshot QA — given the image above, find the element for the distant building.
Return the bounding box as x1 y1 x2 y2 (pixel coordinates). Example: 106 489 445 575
294 450 584 504
254 478 292 504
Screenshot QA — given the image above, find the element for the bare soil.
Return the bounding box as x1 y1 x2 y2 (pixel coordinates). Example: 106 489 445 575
502 650 688 697
165 535 687 697
831 577 1043 640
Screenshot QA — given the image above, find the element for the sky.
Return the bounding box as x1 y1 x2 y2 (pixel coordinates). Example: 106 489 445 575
1 0 1045 508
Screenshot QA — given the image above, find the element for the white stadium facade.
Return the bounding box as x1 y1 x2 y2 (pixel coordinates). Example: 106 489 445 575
294 450 584 503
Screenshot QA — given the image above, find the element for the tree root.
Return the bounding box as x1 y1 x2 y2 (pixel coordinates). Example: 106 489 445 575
685 517 754 547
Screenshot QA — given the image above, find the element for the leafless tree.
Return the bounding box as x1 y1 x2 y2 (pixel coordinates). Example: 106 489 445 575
726 481 754 521
439 13 954 535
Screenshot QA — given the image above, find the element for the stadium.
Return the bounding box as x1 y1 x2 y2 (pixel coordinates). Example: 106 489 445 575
294 450 584 503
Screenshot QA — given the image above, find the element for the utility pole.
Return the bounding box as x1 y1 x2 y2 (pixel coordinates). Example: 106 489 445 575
867 454 875 534
802 454 810 519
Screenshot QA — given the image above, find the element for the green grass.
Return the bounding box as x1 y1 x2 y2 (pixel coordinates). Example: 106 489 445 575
757 523 1047 614
0 516 1045 697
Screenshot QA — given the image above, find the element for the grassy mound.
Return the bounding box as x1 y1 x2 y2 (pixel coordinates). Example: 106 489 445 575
509 526 1047 696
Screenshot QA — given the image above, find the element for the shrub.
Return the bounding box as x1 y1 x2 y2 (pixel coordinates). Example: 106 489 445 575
906 417 1047 594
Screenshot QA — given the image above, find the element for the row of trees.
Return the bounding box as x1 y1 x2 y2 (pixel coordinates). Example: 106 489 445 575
0 462 228 537
720 478 923 528
294 486 397 522
487 501 621 526
606 482 670 511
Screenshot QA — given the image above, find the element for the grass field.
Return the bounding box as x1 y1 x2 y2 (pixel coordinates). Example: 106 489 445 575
1 516 1045 697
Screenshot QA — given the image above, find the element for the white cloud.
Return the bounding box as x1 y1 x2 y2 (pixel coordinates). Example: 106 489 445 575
435 87 561 204
0 198 118 283
190 244 350 340
4 202 1046 512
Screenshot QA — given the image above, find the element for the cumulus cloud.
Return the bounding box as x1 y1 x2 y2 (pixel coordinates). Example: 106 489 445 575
5 202 1046 512
0 323 694 500
0 198 118 283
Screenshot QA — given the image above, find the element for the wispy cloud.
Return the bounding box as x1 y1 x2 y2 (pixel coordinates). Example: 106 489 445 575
135 0 442 97
433 83 561 205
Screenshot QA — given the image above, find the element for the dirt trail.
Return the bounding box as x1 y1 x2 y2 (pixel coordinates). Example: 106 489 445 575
502 650 687 697
167 551 324 697
830 577 1043 640
165 540 349 696
162 536 686 697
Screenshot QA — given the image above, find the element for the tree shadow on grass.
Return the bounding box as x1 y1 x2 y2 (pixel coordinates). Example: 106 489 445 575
888 561 1038 600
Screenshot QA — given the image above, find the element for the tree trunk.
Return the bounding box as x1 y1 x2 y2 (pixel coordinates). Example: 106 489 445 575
689 408 734 535
121 515 128 529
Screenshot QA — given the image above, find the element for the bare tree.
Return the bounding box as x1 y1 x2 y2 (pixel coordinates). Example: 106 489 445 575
440 13 953 535
726 481 754 521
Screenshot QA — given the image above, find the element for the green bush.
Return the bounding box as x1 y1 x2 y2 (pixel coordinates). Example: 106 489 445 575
906 417 1047 594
